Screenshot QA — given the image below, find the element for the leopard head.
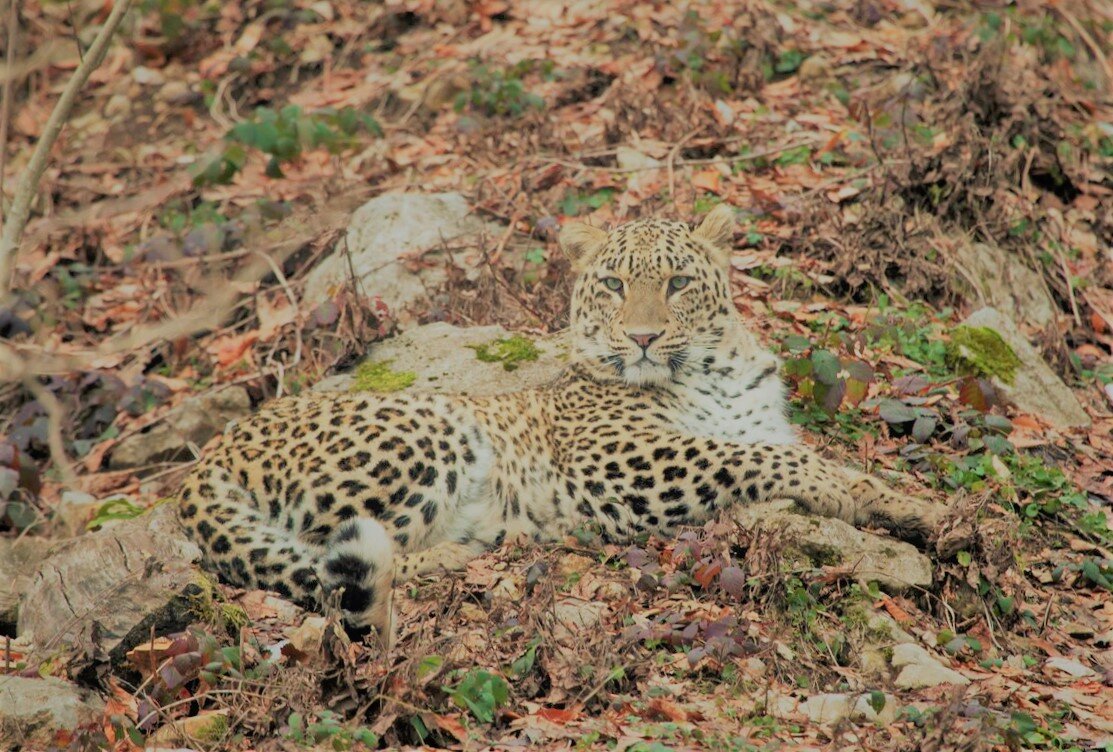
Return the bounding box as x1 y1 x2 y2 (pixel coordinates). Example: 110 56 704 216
560 205 737 386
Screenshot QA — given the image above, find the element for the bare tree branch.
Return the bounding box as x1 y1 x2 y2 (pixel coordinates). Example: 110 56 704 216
0 0 133 297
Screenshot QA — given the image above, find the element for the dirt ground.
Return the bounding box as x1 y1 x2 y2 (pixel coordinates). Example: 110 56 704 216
1 0 1111 749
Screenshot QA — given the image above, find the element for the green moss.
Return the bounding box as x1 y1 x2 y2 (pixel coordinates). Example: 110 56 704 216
193 713 230 743
946 325 1021 385
467 334 541 371
350 359 416 392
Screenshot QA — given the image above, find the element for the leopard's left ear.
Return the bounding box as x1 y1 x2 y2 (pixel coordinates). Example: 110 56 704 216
692 204 735 267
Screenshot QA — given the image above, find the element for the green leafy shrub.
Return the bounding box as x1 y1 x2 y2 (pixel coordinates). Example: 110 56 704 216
194 105 382 185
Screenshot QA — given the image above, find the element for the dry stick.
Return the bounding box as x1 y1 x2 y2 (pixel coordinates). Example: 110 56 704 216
21 375 78 488
0 0 20 226
0 0 133 297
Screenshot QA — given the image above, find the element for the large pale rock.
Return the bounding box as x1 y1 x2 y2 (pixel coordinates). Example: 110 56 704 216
891 643 970 689
953 242 1056 328
18 505 202 664
303 192 503 321
0 537 53 624
314 322 566 396
796 692 898 724
961 307 1090 430
110 387 251 468
731 499 933 592
0 676 105 747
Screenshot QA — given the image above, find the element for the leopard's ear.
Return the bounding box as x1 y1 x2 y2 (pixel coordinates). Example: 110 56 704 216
692 204 735 267
559 222 609 271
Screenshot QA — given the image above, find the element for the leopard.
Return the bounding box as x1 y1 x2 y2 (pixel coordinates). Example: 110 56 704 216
177 204 944 643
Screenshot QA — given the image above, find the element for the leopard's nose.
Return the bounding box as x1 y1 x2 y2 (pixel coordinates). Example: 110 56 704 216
628 331 662 350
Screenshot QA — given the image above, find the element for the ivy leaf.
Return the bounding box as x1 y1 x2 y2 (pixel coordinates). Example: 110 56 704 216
958 377 995 412
811 350 840 385
719 566 747 598
844 378 869 406
879 399 918 424
911 415 937 444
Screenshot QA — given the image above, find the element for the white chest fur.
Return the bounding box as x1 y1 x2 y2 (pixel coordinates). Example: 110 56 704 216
666 338 797 445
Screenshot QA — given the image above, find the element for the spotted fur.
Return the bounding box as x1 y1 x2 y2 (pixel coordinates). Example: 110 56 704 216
178 206 943 642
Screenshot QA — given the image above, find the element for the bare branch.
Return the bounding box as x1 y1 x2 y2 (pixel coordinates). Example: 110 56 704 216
0 0 133 297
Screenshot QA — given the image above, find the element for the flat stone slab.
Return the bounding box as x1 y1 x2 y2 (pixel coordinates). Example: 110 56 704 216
732 499 933 592
314 322 566 397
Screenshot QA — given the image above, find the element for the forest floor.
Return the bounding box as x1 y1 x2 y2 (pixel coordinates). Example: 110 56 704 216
1 0 1111 749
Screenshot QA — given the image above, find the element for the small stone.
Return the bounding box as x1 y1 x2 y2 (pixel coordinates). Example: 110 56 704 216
132 66 165 86
800 693 851 724
104 94 130 118
891 643 969 688
150 710 229 745
158 80 193 105
550 598 607 641
53 490 102 536
286 616 328 655
895 663 970 689
852 692 898 724
743 657 767 676
1044 657 1096 678
615 147 663 170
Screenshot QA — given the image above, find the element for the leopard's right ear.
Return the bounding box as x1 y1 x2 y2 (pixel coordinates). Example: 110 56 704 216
559 222 609 271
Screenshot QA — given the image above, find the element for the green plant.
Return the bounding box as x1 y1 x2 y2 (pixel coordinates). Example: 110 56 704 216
286 711 378 749
444 669 509 723
455 62 545 117
194 105 381 185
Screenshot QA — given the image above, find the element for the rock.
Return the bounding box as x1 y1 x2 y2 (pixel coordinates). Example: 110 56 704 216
860 612 917 677
313 322 566 397
549 598 607 642
150 710 229 746
797 692 898 724
615 147 663 170
53 489 102 537
132 65 165 86
0 676 106 748
1044 657 1096 678
17 504 202 667
952 242 1057 329
799 693 851 724
104 93 130 118
285 616 329 656
158 80 194 105
891 643 969 689
731 499 933 592
0 537 53 624
960 308 1090 430
852 692 898 724
110 387 251 469
303 192 504 321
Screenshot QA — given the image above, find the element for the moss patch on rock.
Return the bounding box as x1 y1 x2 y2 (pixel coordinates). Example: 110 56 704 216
946 325 1021 385
350 359 417 392
467 335 541 372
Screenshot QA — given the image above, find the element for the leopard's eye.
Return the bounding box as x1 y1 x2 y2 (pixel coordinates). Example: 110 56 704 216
668 276 691 293
601 277 624 293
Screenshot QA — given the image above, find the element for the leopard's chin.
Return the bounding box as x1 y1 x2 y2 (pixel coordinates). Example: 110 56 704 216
622 360 674 387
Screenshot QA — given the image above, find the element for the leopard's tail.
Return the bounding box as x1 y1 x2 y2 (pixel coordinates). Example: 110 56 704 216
179 467 395 644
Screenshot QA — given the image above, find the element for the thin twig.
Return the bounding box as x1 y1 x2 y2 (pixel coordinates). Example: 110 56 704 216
21 375 78 488
0 0 19 226
0 0 134 297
